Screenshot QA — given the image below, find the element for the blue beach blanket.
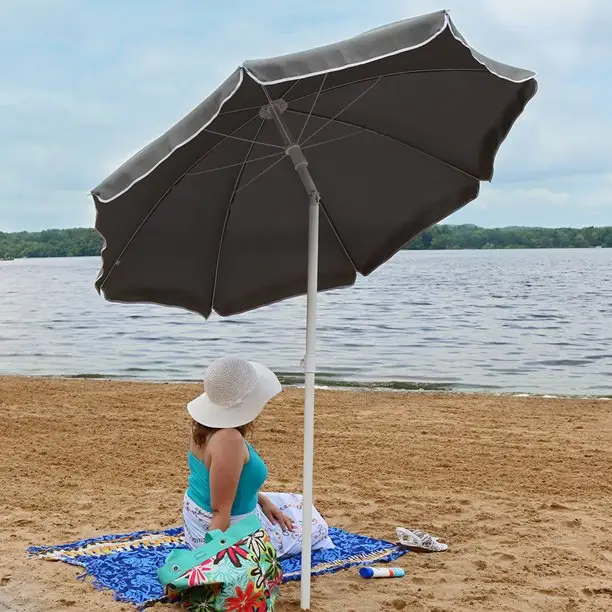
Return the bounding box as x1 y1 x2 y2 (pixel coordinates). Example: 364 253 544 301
28 526 407 608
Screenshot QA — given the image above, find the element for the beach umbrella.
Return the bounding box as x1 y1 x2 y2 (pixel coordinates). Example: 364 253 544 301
91 10 536 609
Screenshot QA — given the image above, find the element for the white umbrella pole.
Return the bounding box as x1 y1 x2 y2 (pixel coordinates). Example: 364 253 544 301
265 99 320 608
285 145 320 611
300 186 319 610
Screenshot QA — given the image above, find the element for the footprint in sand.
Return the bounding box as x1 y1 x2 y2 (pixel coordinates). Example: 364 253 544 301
492 552 516 564
538 588 563 597
549 502 570 510
583 587 612 596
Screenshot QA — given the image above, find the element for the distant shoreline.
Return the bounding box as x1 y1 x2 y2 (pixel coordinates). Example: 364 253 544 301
1 224 611 258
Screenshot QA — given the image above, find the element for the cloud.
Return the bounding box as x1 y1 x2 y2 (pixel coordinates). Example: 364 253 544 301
470 186 571 212
449 174 611 227
0 0 610 231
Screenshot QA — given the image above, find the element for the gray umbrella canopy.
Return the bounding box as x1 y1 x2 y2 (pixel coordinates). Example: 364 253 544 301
92 10 536 318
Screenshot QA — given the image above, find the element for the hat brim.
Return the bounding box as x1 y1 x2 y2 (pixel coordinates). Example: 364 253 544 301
187 361 282 428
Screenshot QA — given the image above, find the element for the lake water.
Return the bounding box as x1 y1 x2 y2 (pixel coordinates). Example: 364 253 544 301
0 250 610 396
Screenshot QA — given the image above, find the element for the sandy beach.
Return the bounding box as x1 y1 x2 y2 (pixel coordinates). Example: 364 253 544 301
1 376 611 611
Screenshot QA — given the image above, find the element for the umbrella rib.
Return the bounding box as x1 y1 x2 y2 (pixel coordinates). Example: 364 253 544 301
319 198 359 273
185 150 284 176
97 113 261 291
302 130 364 150
298 77 382 147
218 104 268 116
209 119 267 314
297 73 327 144
203 128 284 149
226 132 364 196
234 154 288 194
264 77 360 275
287 108 480 182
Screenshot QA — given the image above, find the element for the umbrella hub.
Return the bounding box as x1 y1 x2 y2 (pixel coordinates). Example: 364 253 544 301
258 98 288 120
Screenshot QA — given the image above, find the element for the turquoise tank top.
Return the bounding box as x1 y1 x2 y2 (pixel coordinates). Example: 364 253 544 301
186 442 268 515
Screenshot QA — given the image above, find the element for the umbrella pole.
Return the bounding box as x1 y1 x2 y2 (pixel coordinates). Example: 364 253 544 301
264 99 319 608
285 145 320 612
285 147 319 611
300 185 319 611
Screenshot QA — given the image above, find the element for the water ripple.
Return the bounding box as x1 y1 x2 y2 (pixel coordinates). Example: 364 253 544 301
1 250 611 396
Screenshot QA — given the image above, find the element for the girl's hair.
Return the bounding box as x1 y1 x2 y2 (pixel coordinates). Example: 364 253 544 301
191 419 254 447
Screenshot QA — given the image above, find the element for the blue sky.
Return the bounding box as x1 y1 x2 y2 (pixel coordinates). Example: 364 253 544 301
1 0 610 231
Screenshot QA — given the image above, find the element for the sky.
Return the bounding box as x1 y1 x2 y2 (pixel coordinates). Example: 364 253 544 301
0 0 610 232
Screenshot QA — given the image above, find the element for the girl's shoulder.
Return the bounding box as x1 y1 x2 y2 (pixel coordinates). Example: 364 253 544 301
207 429 249 460
209 428 244 444
191 429 249 466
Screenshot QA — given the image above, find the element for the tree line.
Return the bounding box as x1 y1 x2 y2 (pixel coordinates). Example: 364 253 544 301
404 224 612 250
1 224 611 259
0 228 103 259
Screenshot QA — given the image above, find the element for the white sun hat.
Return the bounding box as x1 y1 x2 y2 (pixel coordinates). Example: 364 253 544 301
187 357 282 428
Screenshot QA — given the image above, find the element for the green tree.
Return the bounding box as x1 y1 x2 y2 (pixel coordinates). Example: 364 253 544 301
0 228 104 259
2 225 611 260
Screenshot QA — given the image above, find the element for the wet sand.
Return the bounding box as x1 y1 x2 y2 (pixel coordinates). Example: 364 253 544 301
1 376 611 611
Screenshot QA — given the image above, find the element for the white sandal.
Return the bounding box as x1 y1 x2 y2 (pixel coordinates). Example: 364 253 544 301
396 527 448 552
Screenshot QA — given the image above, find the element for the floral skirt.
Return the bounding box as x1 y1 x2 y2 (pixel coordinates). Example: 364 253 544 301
183 491 335 559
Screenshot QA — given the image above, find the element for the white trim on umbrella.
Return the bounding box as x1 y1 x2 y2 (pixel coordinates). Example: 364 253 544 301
93 11 535 205
93 68 246 204
240 13 450 87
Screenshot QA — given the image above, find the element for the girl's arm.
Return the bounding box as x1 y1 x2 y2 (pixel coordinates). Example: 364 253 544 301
258 493 295 532
207 430 244 532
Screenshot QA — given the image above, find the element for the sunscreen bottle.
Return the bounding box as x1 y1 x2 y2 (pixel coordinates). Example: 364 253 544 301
359 566 405 578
